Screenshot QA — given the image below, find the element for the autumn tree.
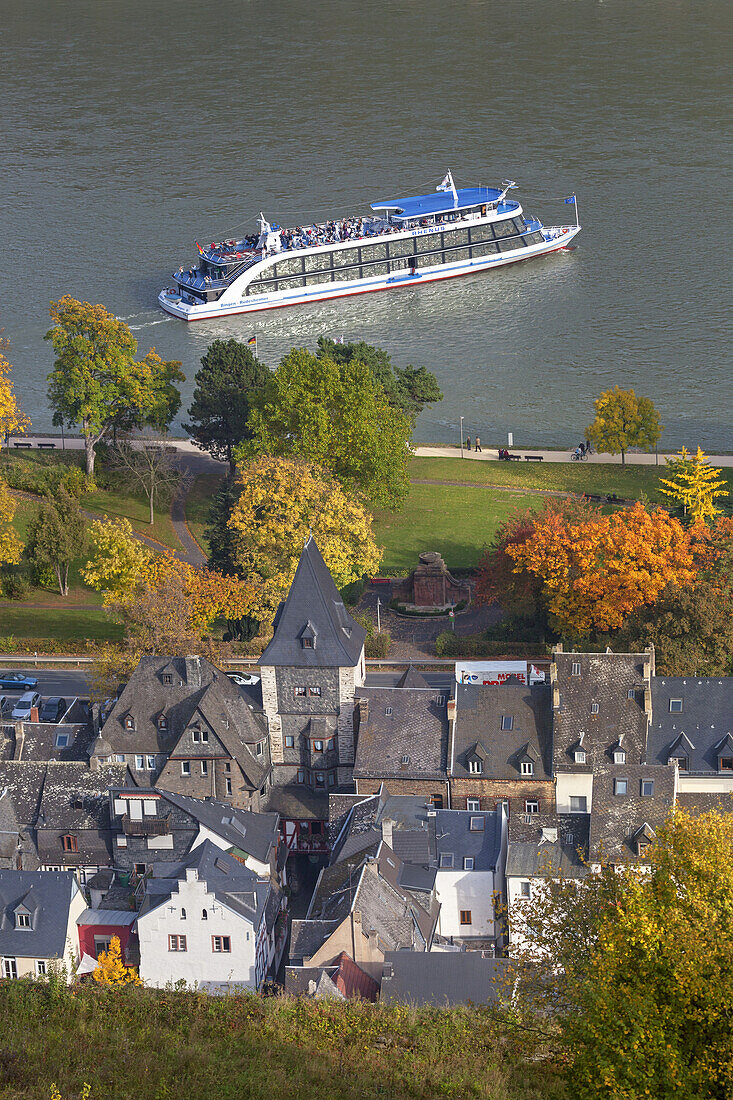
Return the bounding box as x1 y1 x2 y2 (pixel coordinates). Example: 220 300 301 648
185 339 270 474
316 337 443 423
0 352 31 446
228 455 382 619
659 445 729 524
46 297 184 476
109 440 185 526
92 935 140 986
26 488 86 596
507 500 696 637
244 348 412 509
0 477 23 567
83 518 153 607
586 386 662 465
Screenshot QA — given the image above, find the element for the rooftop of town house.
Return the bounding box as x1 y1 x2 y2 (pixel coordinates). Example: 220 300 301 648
647 676 733 773
380 950 514 1007
0 869 79 958
450 681 552 781
260 537 365 669
158 791 279 863
432 809 503 873
588 762 677 865
506 811 591 879
353 687 449 781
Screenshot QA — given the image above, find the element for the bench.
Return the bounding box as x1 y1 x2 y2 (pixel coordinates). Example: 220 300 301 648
524 455 544 462
13 442 32 449
504 453 521 461
37 442 56 450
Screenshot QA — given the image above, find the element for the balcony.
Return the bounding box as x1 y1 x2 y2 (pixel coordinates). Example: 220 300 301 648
121 815 170 837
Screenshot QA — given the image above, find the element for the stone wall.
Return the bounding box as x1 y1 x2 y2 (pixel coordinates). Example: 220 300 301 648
449 777 555 814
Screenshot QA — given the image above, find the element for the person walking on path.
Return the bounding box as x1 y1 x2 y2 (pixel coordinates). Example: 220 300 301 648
475 437 482 453
466 437 471 452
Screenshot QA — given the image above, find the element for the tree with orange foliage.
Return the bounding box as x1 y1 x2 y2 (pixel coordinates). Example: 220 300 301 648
508 501 696 637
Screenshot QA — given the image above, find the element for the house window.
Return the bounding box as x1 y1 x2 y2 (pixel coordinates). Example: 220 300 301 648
463 857 474 871
134 863 146 876
614 750 626 764
520 881 532 898
459 910 472 925
719 757 733 772
313 740 323 753
135 755 145 770
55 733 69 748
436 695 446 705
225 778 232 795
192 730 200 742
180 908 187 920
641 779 654 797
570 796 587 813
431 794 444 809
181 761 190 776
574 750 586 764
309 686 321 697
468 759 483 774
285 735 294 748
591 703 599 715
146 755 156 770
15 912 30 929
201 761 208 776
614 779 628 796
400 755 410 765
2 959 17 979
302 638 313 649
439 853 454 869
202 910 208 920
525 800 539 815
315 772 325 787
627 688 636 700
327 773 336 786
224 762 231 772
521 761 534 776
158 715 167 730
385 707 393 717
294 687 307 697
163 674 173 685
501 715 514 731
669 699 683 712
61 835 78 853
469 816 484 832
466 799 480 812
256 742 263 756
297 770 305 784
35 960 47 976
125 716 135 730
212 935 231 953
168 935 187 952
673 756 688 772
571 662 581 677
143 799 156 815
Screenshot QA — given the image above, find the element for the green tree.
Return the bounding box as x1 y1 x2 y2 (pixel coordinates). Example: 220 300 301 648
587 385 662 465
316 337 443 422
46 297 183 476
185 339 270 473
659 445 729 524
245 347 412 509
205 477 241 575
26 488 86 596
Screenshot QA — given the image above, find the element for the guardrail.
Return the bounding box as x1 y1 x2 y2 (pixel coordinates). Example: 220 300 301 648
0 654 462 668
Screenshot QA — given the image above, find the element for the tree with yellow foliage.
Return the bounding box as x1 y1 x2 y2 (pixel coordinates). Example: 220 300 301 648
0 352 31 446
0 476 23 567
659 445 729 524
228 455 382 619
587 386 662 465
83 518 154 607
507 500 696 636
92 935 140 986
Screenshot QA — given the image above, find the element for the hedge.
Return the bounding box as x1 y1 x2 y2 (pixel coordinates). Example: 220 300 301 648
435 631 550 658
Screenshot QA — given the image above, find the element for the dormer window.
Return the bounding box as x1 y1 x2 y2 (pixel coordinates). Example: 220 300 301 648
163 674 173 685
294 687 307 698
571 662 581 677
520 761 534 776
15 912 31 929
385 707 393 717
614 750 626 764
719 757 733 772
468 759 483 774
302 638 313 649
61 835 78 852
158 715 168 731
300 622 317 650
627 688 636 700
591 703 599 715
400 755 410 765
669 699 683 712
501 715 514 731
439 853 454 869
125 716 135 730
574 749 586 764
672 756 688 772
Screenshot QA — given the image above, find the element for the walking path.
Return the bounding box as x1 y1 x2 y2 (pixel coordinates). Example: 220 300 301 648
413 445 733 467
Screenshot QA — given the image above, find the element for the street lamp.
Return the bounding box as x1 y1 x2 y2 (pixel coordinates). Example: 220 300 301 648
460 416 464 458
376 597 382 634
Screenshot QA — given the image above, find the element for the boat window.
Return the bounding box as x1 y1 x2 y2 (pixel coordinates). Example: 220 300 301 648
498 236 523 252
304 270 332 286
277 256 304 277
470 224 495 244
278 276 305 290
418 251 444 268
415 232 443 254
360 243 387 262
442 228 469 247
364 261 389 278
447 247 471 263
333 264 361 282
512 218 526 234
492 220 515 238
304 252 332 272
388 238 415 259
470 240 499 258
526 231 544 246
332 245 360 268
389 257 410 273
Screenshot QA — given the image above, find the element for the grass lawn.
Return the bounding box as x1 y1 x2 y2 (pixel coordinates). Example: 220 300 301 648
83 485 183 551
374 483 540 572
185 470 225 554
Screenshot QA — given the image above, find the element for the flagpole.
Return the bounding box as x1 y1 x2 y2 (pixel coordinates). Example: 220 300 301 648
574 194 579 228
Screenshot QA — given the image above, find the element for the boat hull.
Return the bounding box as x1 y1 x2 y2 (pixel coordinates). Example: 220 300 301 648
159 226 581 321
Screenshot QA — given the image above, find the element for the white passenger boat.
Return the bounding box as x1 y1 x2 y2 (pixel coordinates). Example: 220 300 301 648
158 173 581 321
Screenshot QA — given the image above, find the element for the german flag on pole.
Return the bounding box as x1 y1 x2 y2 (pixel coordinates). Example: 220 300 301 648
247 336 257 347
195 242 205 255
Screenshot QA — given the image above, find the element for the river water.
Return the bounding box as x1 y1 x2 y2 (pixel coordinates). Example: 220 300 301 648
1 0 730 449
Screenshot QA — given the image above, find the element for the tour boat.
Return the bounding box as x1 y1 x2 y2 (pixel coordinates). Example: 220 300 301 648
158 173 581 321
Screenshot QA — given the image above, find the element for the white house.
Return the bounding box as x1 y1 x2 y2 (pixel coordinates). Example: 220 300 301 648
432 807 507 947
137 841 282 992
0 869 86 981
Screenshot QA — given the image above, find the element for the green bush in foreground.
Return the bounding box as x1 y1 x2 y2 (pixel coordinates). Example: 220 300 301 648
0 983 568 1100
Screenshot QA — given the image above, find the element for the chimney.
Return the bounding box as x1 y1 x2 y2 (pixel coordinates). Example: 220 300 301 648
185 867 198 882
13 722 24 761
549 663 557 684
382 820 393 848
30 707 39 724
185 655 201 688
447 698 456 723
552 685 560 710
644 687 652 721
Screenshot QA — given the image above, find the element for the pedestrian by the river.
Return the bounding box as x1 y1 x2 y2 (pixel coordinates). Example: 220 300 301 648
466 436 471 451
475 437 482 453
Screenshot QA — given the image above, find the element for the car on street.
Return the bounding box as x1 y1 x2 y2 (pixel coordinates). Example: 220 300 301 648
40 697 67 723
227 672 261 687
0 672 39 691
11 692 42 720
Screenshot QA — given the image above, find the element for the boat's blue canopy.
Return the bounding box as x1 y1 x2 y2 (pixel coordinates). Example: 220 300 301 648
371 186 518 221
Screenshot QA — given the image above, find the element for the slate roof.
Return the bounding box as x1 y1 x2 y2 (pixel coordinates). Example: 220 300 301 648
19 721 94 763
432 809 503 872
552 651 651 772
260 537 366 668
0 790 19 862
159 792 279 863
354 688 449 781
0 869 78 958
450 682 552 780
289 919 340 963
380 951 513 1007
263 784 329 822
589 762 676 864
77 908 137 927
506 812 590 879
676 791 733 816
648 677 733 774
0 762 49 826
140 840 276 929
35 763 130 866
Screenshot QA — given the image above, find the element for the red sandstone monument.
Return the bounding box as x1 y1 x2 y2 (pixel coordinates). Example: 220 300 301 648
393 551 470 611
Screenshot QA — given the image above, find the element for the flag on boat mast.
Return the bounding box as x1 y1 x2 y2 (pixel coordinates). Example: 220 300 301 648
436 170 459 206
195 242 205 256
564 194 579 227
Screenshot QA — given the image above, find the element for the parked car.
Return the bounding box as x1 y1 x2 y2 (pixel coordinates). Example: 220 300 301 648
0 671 39 691
11 692 42 720
227 672 261 687
40 697 67 723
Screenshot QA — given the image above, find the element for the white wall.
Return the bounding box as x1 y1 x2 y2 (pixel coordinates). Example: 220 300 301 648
191 825 271 878
436 870 497 939
677 775 733 793
137 871 258 990
555 773 594 814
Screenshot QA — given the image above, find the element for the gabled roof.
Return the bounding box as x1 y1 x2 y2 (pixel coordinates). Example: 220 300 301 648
648 677 733 774
506 812 590 879
666 732 696 760
0 870 77 957
396 667 430 689
451 683 552 781
381 951 514 1007
158 792 279 863
354 689 448 780
260 537 365 668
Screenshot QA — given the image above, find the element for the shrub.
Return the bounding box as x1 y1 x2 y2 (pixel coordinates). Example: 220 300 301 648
365 630 391 658
0 456 93 498
1 572 31 600
435 631 549 658
340 578 366 606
